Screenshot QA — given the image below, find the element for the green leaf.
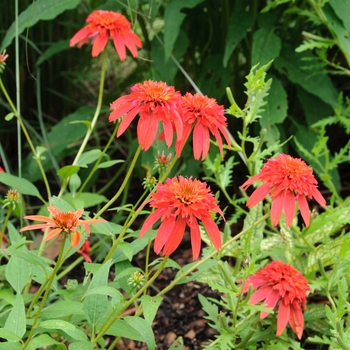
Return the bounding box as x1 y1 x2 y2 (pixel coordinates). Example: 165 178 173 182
141 295 163 325
84 286 123 302
68 341 95 350
1 0 80 51
39 319 75 331
0 173 43 200
36 40 70 66
41 301 84 320
0 328 21 342
0 344 21 350
275 45 338 109
329 0 350 33
4 112 15 121
62 192 108 208
168 337 184 350
5 256 32 293
50 196 76 211
163 0 204 61
27 334 66 350
323 5 350 65
251 28 281 66
57 165 80 179
76 150 102 168
4 294 26 338
223 11 254 67
106 317 155 350
260 76 288 127
98 160 124 169
69 173 81 195
83 260 113 327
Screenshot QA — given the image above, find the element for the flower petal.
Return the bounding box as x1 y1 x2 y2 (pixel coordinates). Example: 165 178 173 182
71 231 81 247
189 219 201 260
288 302 304 339
162 217 186 256
154 216 175 254
201 216 221 251
246 183 271 208
117 107 140 137
45 228 62 242
20 223 54 232
276 300 290 336
271 192 285 226
284 190 296 227
140 209 164 237
297 195 310 227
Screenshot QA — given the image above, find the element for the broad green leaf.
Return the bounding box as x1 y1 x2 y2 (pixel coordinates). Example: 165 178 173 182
57 165 80 179
164 0 204 61
4 294 25 338
0 329 21 341
0 289 15 306
7 221 22 244
5 256 32 293
323 5 350 66
98 160 124 169
223 11 254 67
0 173 43 200
106 317 155 350
39 319 75 331
151 30 189 84
251 28 281 66
1 0 80 51
329 0 350 33
141 295 163 325
307 238 347 274
0 344 21 350
76 150 102 168
84 286 123 302
68 341 95 350
62 192 108 208
36 40 70 66
69 173 82 195
41 301 84 320
260 76 288 128
275 45 338 109
50 196 76 211
22 106 95 182
62 327 89 342
83 260 113 327
27 334 66 350
119 241 133 261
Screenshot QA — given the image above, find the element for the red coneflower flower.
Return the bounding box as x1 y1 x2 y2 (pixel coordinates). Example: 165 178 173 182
70 10 142 59
139 176 224 260
242 154 326 227
175 93 231 160
20 206 104 248
77 240 92 263
109 80 183 151
243 260 310 339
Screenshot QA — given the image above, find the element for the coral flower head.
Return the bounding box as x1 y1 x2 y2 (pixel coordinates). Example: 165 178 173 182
242 154 326 227
109 80 183 151
140 176 224 260
78 240 92 263
243 260 310 339
175 93 231 160
20 206 104 248
70 10 142 59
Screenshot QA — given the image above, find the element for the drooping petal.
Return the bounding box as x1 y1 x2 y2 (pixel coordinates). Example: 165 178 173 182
45 228 62 242
249 285 273 305
71 231 81 247
270 192 285 226
22 215 55 223
20 223 54 232
311 187 326 207
193 123 209 160
70 27 91 47
154 216 175 254
201 216 221 250
246 183 271 208
111 30 127 61
276 300 291 336
91 33 109 57
297 195 310 227
283 190 296 227
288 302 304 339
140 209 164 237
189 219 201 260
260 289 280 319
137 115 159 151
162 217 186 256
117 107 140 137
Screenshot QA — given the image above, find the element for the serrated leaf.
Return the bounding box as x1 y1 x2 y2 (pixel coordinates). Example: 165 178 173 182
295 38 335 53
5 256 32 293
223 11 254 67
0 173 43 200
163 0 204 61
251 28 281 66
57 165 80 179
1 0 80 51
141 295 162 325
76 150 101 168
4 294 25 338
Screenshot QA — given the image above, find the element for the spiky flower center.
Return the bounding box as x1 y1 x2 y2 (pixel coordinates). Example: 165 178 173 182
54 212 79 232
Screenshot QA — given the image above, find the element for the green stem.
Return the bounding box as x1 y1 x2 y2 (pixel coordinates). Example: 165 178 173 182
22 236 68 349
0 78 50 201
95 144 142 219
92 256 168 344
78 123 119 195
0 208 11 248
157 214 269 297
57 47 108 198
